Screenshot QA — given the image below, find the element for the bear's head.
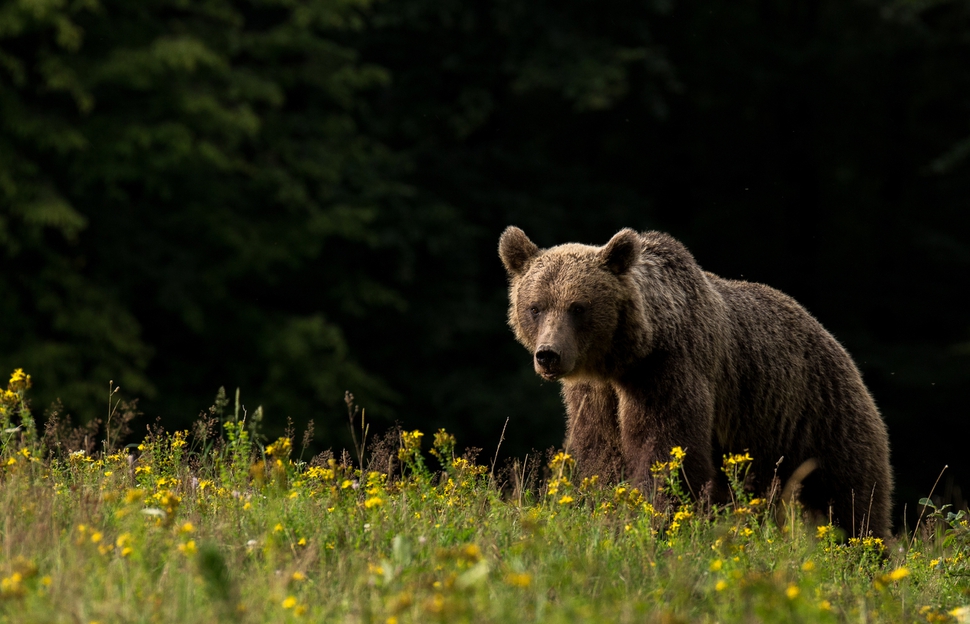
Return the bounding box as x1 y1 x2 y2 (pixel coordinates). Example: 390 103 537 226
499 226 648 380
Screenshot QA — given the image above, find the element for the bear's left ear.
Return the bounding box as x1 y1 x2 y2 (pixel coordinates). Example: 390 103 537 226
499 226 540 276
599 228 641 275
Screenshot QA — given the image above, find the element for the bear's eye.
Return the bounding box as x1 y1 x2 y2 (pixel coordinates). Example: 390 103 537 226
569 303 587 316
528 305 541 318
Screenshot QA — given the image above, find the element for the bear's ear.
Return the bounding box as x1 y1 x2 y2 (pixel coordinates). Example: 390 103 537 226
600 228 641 275
499 226 540 276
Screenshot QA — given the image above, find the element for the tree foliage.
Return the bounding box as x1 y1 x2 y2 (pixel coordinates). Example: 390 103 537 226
0 0 407 436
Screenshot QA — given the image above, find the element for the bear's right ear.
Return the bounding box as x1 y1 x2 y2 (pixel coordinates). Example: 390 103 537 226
499 226 540 276
599 228 641 275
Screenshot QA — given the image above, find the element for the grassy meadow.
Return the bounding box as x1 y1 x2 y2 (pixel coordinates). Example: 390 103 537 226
1 369 968 623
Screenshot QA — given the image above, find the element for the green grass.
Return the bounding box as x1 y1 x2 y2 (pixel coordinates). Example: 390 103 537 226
1 371 969 623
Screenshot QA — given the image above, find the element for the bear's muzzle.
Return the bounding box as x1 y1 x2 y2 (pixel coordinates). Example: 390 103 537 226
534 346 563 379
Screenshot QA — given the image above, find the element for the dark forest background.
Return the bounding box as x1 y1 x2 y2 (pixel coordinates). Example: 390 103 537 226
2 0 968 527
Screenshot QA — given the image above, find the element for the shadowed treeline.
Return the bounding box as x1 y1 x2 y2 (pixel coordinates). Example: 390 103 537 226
1 0 968 524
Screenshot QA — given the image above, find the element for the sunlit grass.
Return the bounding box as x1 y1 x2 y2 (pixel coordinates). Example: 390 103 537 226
1 370 969 623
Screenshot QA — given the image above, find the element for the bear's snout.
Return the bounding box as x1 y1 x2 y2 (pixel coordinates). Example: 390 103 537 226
534 347 563 378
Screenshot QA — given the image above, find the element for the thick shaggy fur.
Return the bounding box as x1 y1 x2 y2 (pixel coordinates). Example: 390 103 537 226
499 226 893 538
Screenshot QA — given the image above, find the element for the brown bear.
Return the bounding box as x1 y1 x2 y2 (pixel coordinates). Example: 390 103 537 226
499 226 893 538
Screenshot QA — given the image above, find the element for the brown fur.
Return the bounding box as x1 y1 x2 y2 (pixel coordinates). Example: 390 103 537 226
499 226 893 538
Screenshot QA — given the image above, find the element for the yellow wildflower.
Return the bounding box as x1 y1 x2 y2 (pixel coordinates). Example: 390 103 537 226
116 533 133 557
505 573 532 587
170 431 187 450
397 430 424 461
9 368 30 389
888 567 909 581
0 572 25 598
723 452 753 466
549 451 574 470
266 437 292 458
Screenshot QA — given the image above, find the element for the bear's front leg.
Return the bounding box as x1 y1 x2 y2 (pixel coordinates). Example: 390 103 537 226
561 381 624 481
614 378 718 498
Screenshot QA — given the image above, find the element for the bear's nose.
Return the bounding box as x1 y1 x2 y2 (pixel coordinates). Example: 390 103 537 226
535 349 561 369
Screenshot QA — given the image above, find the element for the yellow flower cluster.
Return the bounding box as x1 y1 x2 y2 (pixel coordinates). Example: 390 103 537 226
398 430 424 461
874 566 909 591
430 429 456 462
363 471 386 509
8 368 31 391
266 437 292 458
146 489 182 526
505 572 532 587
548 451 574 472
1 368 31 420
116 533 134 557
305 466 336 481
651 446 690 476
451 457 487 476
0 573 25 599
546 476 571 498
848 536 885 551
170 431 188 450
177 540 197 556
723 452 753 467
613 485 645 509
667 505 693 534
282 595 307 615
